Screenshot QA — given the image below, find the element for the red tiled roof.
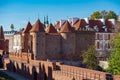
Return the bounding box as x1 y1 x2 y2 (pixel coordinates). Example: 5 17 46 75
74 19 87 30
89 20 96 27
30 19 45 32
105 20 113 32
22 22 32 33
95 20 104 32
73 19 79 25
55 21 60 29
105 20 112 28
95 20 103 27
0 26 4 40
46 24 57 33
59 21 75 33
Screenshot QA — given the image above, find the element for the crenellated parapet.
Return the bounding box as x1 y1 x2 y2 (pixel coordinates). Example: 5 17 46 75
9 52 32 62
4 56 120 80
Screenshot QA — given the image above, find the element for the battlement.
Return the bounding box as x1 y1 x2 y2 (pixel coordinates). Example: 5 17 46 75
54 63 106 80
9 52 32 62
4 53 120 80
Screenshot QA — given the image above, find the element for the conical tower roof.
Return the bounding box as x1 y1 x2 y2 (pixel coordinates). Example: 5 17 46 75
0 26 4 39
55 21 60 29
30 19 45 32
74 19 87 30
22 21 32 33
46 24 57 33
59 21 75 33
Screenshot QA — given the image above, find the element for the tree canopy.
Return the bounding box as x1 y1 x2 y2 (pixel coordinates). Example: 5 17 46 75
90 11 101 20
10 24 14 31
82 46 99 70
90 10 117 20
106 33 120 75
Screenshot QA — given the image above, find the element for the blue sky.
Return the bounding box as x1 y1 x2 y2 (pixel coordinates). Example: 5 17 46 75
0 0 120 30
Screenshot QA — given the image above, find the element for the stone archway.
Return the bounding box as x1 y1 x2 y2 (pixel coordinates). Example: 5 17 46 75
33 71 37 80
44 72 47 80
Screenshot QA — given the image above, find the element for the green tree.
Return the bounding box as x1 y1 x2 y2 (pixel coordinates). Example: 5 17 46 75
90 11 101 20
90 10 117 20
82 46 99 70
106 10 117 20
10 24 14 31
101 10 108 19
106 33 120 75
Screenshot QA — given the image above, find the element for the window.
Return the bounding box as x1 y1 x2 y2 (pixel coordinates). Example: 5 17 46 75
108 34 110 40
97 42 100 49
97 34 100 39
108 42 110 49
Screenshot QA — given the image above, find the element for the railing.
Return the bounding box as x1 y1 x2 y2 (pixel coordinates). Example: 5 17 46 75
54 64 108 80
7 53 120 80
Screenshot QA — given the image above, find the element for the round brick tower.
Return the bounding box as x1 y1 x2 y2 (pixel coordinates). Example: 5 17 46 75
22 22 32 52
30 19 46 60
59 21 76 60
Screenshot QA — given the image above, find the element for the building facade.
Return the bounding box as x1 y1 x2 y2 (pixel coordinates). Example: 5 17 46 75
95 33 114 56
4 30 17 52
13 31 23 53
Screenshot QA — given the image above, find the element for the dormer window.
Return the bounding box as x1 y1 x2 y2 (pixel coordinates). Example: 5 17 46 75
94 26 99 32
102 26 106 29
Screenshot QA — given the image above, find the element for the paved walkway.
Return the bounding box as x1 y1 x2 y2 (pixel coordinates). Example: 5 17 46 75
0 68 27 80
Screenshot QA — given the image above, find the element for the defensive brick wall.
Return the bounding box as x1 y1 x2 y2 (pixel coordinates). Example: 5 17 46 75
4 53 120 80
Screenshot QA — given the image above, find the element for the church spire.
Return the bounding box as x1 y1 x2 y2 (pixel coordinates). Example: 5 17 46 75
44 15 49 28
0 26 5 40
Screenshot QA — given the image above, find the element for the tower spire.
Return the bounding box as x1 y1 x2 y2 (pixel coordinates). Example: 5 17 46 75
44 15 49 28
0 26 5 40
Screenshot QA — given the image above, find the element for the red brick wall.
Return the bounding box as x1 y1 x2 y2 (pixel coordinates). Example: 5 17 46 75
45 34 61 60
60 33 76 60
76 31 95 60
5 53 120 80
113 75 120 80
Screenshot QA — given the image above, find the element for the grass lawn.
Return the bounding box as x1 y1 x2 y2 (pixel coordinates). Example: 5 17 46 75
0 71 15 80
